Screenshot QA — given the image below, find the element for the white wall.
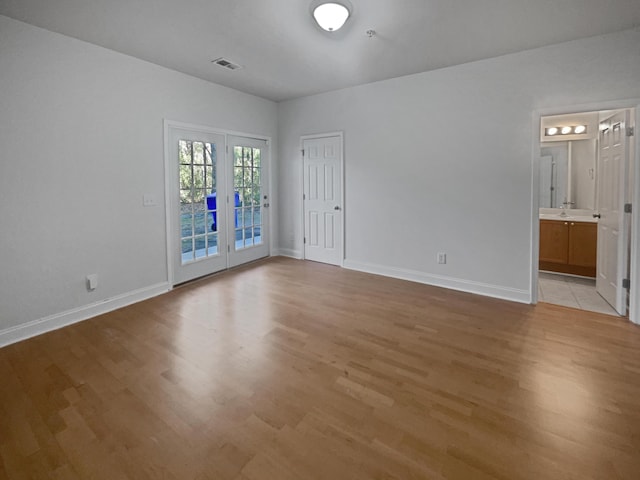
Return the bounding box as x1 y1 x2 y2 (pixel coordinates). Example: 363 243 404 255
0 16 277 341
277 27 640 302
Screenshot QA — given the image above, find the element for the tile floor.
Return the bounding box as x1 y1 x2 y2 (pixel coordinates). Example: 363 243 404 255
538 271 619 316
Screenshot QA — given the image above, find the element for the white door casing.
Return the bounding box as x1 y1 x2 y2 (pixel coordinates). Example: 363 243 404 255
596 110 630 315
303 134 343 266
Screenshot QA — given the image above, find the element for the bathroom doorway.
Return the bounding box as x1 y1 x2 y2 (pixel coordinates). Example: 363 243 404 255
535 105 637 318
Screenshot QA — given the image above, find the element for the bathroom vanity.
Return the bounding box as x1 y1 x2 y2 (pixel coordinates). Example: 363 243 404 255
539 215 597 277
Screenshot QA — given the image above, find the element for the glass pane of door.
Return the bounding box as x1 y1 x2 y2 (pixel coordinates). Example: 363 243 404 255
233 146 263 250
179 139 219 263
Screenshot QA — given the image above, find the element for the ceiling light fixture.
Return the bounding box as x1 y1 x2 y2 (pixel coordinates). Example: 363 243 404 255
546 127 558 136
561 126 573 135
312 2 351 31
574 125 586 134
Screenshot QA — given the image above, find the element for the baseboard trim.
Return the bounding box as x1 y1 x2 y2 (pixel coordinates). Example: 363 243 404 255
0 282 171 348
343 259 531 304
273 248 303 259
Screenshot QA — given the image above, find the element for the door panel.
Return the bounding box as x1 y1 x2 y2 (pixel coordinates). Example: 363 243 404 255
539 220 569 263
170 128 227 284
568 222 597 267
325 213 335 248
309 211 319 246
596 110 630 315
303 135 343 265
227 136 269 268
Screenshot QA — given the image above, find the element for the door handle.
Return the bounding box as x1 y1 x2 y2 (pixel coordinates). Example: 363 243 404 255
263 203 270 208
334 206 341 211
593 213 601 218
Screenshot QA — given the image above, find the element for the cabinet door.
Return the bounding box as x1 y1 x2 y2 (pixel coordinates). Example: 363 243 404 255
569 222 597 267
540 220 569 264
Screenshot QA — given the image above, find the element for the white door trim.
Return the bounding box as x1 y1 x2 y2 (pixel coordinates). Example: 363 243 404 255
300 131 345 267
163 119 273 286
530 99 640 324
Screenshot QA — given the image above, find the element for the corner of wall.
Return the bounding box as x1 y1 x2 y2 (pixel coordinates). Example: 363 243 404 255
0 283 171 349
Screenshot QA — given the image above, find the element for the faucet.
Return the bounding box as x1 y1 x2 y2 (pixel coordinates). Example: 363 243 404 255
559 200 575 217
560 198 576 217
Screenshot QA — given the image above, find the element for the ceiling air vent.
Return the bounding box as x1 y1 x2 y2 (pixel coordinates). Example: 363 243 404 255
211 57 243 71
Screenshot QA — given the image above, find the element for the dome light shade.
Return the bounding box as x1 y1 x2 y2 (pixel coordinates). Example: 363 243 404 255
313 2 350 31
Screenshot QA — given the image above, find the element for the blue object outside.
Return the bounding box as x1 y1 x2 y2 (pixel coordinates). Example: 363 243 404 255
206 192 240 231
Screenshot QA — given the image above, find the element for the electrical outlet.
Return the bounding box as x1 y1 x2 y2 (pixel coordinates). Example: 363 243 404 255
143 194 157 207
86 274 98 291
437 252 447 264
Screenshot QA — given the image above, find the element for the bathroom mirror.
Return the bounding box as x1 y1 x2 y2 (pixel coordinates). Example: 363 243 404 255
539 139 597 210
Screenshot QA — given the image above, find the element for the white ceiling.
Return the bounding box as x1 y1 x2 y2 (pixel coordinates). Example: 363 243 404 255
1 0 639 102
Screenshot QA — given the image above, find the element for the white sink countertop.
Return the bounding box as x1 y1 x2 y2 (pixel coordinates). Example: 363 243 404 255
539 213 598 223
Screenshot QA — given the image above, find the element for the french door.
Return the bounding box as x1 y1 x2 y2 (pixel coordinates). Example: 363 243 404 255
167 125 269 285
228 136 270 268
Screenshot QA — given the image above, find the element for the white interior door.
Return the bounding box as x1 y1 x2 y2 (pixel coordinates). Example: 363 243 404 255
303 135 343 265
169 127 228 284
595 110 630 315
227 136 269 268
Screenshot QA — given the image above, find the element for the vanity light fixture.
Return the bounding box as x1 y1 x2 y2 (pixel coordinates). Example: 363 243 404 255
544 125 588 136
312 2 351 31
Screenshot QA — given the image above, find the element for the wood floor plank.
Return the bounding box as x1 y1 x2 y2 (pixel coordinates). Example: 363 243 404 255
2 257 640 479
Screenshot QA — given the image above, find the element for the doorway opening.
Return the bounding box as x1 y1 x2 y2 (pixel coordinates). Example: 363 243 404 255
535 106 636 318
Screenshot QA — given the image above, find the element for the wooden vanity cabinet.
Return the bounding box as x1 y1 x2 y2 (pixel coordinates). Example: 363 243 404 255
539 220 597 277
539 220 569 264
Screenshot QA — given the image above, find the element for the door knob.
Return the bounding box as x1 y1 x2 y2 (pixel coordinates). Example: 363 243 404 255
263 203 270 208
334 206 341 211
593 213 601 218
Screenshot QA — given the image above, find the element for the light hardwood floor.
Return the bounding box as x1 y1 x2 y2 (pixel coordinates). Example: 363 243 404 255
1 257 640 479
